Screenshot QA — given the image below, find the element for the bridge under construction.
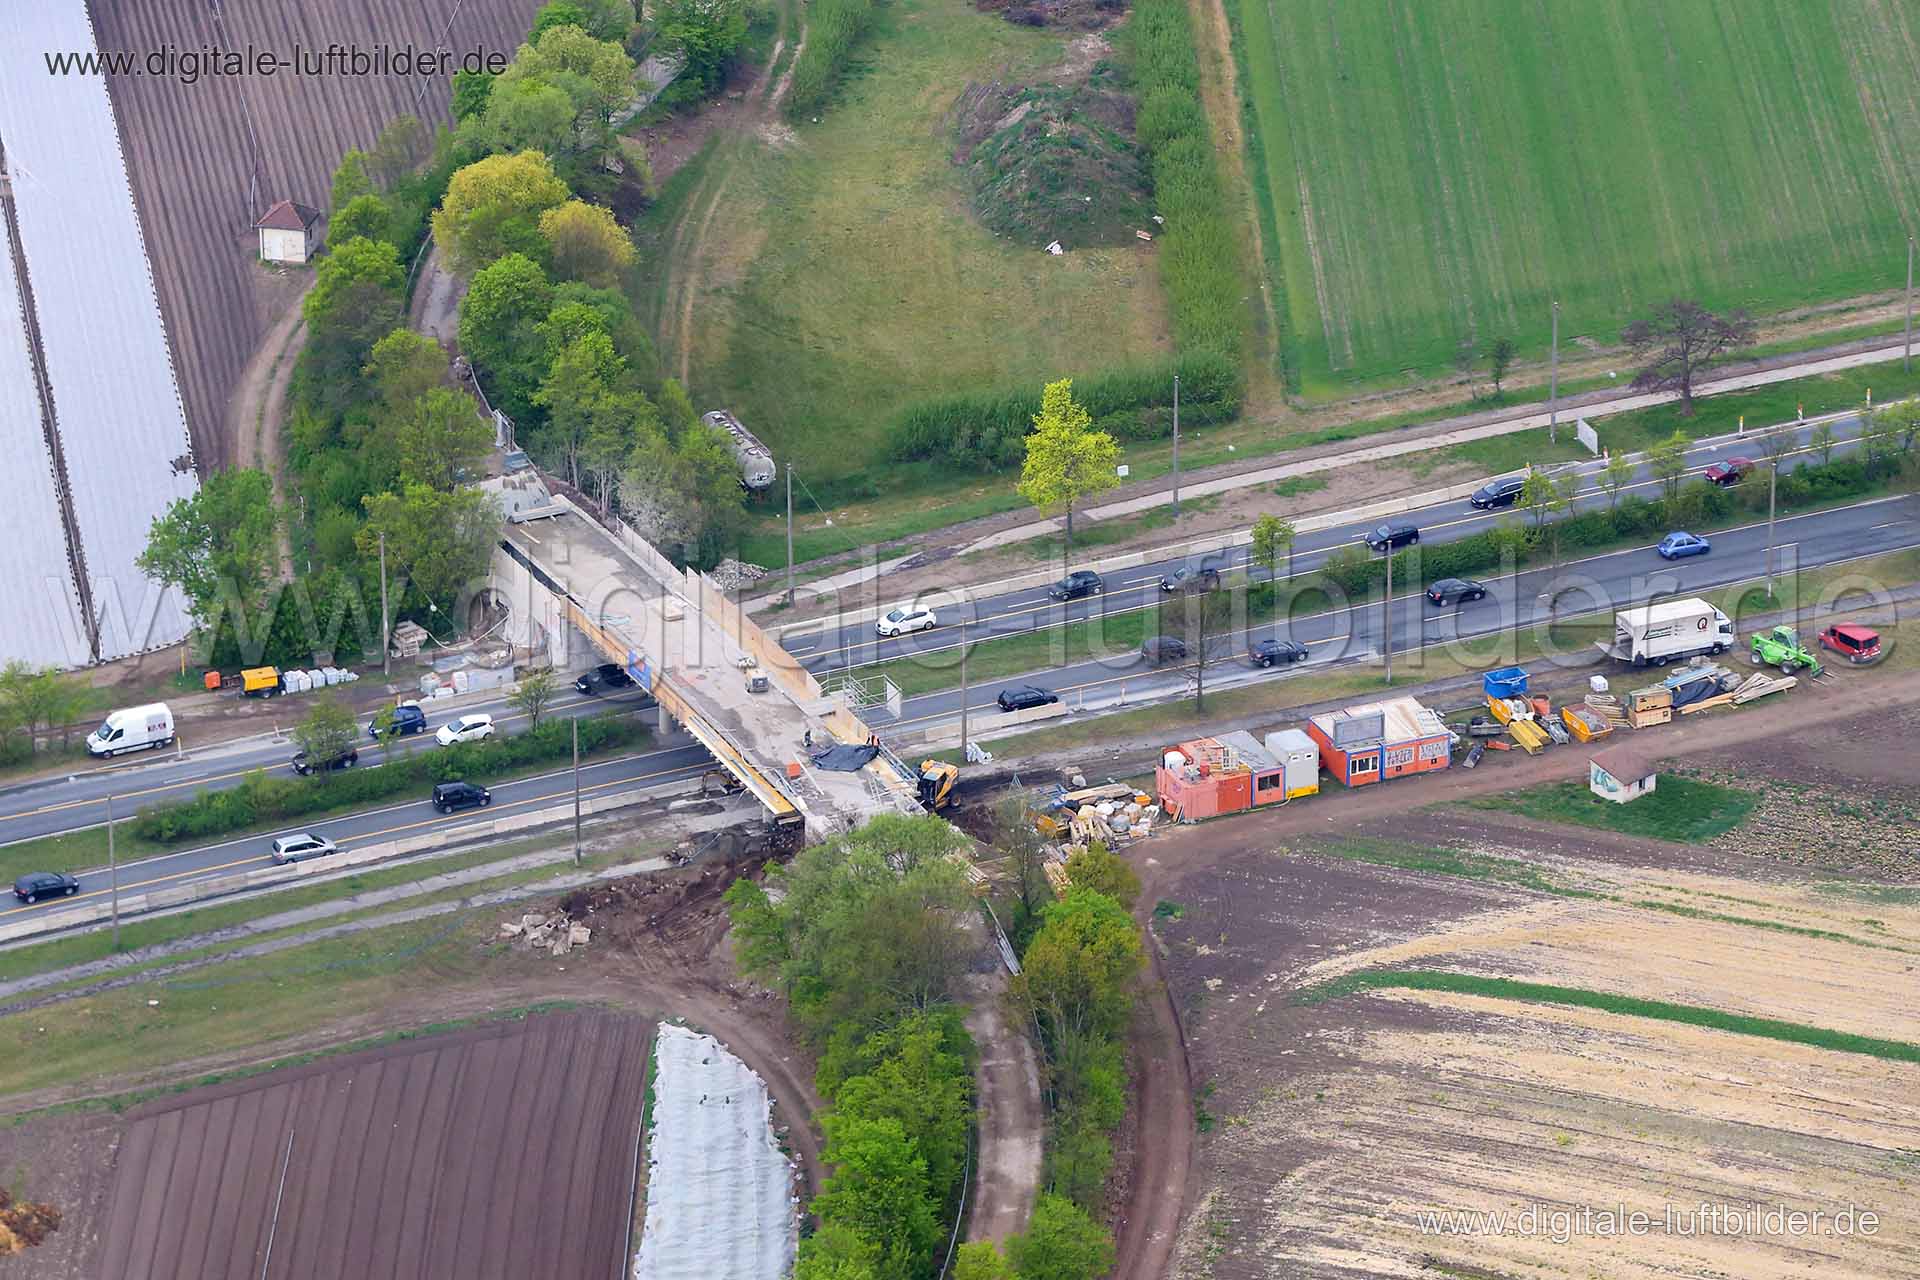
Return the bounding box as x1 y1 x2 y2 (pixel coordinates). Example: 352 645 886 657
489 476 922 844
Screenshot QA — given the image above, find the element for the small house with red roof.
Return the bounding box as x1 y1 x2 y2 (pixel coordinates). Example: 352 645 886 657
255 199 323 264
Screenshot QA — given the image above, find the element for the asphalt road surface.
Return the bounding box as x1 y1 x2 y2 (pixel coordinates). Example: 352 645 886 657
5 415 1912 931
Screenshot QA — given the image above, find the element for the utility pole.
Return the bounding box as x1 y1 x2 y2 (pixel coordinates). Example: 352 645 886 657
1765 445 1779 598
1170 373 1181 519
784 466 795 606
108 793 119 951
959 615 969 762
571 716 581 868
1549 300 1560 446
1383 549 1393 686
1906 236 1914 375
378 531 391 677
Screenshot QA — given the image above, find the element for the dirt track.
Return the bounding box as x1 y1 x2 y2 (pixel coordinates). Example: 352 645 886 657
962 972 1044 1244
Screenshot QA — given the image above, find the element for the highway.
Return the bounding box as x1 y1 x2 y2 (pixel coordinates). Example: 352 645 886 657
4 411 1914 932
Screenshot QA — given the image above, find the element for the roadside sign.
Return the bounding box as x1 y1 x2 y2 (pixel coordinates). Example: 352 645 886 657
1575 417 1600 456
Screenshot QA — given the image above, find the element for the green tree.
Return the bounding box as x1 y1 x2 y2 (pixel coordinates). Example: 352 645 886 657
792 1222 881 1280
293 696 358 772
357 484 501 617
1519 468 1557 530
392 388 493 490
363 329 447 410
463 76 577 157
510 667 560 729
1018 378 1120 557
432 150 569 274
1599 450 1636 508
1249 512 1296 581
1487 336 1516 398
724 814 977 1039
1064 843 1140 909
580 386 658 511
539 199 634 287
327 193 390 250
536 329 625 485
995 792 1053 939
952 1241 1011 1280
304 237 404 326
329 149 374 212
458 252 555 420
1646 429 1690 501
1811 421 1837 465
829 1017 973 1199
367 114 431 189
1016 887 1142 1045
0 663 86 755
656 375 699 438
451 68 496 121
809 1113 939 1278
530 0 590 43
138 468 281 635
655 0 749 94
1007 1194 1115 1280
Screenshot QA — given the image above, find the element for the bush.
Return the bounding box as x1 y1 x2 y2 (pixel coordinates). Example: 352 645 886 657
132 714 645 843
784 0 876 118
888 351 1239 470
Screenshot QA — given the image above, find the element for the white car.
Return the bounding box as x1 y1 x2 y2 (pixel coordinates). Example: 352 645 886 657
270 833 338 865
436 713 496 746
876 605 938 638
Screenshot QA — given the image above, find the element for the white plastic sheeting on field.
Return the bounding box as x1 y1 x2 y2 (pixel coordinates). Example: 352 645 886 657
633 1023 798 1280
0 207 88 666
0 2 197 666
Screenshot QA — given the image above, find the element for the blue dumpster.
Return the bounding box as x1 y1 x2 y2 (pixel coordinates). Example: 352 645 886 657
1482 667 1529 700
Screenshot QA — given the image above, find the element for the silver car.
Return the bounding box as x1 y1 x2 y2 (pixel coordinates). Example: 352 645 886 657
270 832 338 865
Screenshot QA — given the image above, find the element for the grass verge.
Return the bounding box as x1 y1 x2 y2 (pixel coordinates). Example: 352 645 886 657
1299 969 1920 1064
1469 775 1759 844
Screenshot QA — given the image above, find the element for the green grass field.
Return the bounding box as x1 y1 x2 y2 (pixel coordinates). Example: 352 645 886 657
1229 0 1920 395
1476 775 1759 843
638 0 1172 507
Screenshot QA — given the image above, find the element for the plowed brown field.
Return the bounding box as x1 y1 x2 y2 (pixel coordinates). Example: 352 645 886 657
94 1010 650 1280
91 0 542 468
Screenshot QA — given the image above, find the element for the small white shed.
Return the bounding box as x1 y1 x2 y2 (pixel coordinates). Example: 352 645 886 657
255 199 323 264
1590 745 1658 804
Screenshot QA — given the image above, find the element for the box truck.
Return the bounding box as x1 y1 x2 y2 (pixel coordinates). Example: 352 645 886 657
1604 598 1734 667
86 703 175 756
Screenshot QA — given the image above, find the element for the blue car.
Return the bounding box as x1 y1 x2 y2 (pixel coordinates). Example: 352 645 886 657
1657 531 1711 560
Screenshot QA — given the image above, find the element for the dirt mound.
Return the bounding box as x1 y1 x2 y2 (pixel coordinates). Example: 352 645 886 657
976 0 1123 31
558 863 742 952
0 1187 62 1254
953 64 1153 250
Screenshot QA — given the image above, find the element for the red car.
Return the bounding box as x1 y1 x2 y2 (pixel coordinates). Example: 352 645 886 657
1703 456 1754 486
1817 624 1881 664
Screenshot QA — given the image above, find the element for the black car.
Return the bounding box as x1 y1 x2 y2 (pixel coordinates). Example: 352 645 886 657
1426 577 1488 606
1047 570 1104 601
1364 520 1420 552
13 872 79 904
1141 636 1188 664
1469 476 1526 509
1249 638 1309 667
1160 552 1229 593
996 685 1059 713
575 662 637 695
432 781 492 813
291 747 360 776
369 703 428 739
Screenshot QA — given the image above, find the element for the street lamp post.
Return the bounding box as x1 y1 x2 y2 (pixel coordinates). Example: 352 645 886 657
1171 374 1181 519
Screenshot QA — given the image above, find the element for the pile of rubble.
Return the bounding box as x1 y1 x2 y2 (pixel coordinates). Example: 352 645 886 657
709 559 769 592
499 910 591 957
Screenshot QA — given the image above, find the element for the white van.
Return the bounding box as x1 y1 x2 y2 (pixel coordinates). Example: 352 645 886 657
86 703 175 757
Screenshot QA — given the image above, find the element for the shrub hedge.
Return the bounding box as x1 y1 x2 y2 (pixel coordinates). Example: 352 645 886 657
1319 457 1893 597
784 0 876 118
131 714 646 844
1126 0 1245 363
887 350 1239 470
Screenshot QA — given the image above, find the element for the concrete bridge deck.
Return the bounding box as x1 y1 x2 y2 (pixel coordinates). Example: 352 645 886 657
494 486 918 841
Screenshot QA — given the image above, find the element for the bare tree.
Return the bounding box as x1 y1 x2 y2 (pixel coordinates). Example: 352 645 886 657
1175 587 1236 714
1621 300 1756 415
1487 336 1517 398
